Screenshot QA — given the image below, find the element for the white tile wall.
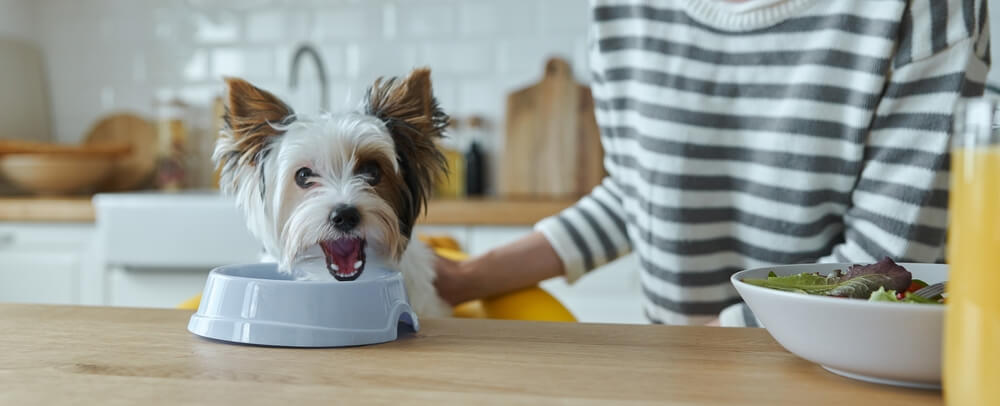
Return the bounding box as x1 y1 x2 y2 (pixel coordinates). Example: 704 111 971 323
22 0 591 157
11 0 591 191
0 0 35 42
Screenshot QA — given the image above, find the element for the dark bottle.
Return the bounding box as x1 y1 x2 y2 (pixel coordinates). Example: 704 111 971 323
464 116 487 196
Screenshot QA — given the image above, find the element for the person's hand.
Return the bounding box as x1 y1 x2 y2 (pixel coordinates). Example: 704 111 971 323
432 232 565 307
432 255 478 306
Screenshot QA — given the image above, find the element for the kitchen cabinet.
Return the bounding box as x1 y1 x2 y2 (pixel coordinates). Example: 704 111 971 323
106 267 214 308
0 223 93 304
1 195 644 323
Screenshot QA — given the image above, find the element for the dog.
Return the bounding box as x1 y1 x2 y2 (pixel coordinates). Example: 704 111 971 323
214 68 452 317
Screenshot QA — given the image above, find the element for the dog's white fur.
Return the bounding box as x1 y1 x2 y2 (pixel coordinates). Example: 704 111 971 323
215 75 451 317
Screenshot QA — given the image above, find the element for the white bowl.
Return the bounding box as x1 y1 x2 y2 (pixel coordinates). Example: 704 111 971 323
188 263 418 347
732 263 946 389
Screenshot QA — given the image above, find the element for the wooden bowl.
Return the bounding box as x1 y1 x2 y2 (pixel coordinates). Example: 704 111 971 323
0 153 114 195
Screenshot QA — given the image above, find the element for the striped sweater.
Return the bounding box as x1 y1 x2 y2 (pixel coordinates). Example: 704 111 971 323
535 0 991 325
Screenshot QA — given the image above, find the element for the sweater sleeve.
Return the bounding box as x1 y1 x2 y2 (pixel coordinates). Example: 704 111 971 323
533 16 634 283
535 176 633 282
817 0 990 264
723 0 990 327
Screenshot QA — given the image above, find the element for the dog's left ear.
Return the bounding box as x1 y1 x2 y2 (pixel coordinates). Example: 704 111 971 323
365 68 448 237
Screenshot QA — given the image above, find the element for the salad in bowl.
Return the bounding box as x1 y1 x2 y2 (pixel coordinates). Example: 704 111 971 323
731 259 947 389
743 258 944 304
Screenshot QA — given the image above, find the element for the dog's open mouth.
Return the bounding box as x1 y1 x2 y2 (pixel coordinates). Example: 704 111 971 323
319 238 366 281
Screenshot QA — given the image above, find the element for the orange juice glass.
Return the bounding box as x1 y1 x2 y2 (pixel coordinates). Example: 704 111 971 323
945 99 1000 405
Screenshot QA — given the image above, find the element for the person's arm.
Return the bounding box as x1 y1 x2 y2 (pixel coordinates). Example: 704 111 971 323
435 19 633 305
435 177 633 305
722 1 991 327
434 232 563 305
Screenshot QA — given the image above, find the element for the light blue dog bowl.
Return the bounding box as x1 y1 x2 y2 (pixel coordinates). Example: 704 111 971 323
187 263 418 347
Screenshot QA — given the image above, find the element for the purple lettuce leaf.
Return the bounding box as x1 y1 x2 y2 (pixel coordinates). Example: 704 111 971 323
842 257 911 292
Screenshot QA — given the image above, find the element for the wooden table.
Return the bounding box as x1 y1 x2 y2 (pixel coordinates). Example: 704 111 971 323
0 304 941 405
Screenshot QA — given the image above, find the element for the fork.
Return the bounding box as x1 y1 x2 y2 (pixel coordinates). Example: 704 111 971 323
913 282 947 299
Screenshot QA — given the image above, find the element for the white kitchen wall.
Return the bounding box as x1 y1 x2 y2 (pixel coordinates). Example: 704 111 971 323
0 0 36 42
28 0 591 152
14 1 1000 144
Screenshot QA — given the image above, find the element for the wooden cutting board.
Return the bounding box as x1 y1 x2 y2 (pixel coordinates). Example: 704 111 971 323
500 58 603 199
83 113 158 191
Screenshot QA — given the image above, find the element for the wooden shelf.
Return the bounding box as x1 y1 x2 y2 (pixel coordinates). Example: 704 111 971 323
0 197 573 225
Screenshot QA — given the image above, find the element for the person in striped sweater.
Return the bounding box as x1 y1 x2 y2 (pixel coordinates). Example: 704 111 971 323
434 0 991 326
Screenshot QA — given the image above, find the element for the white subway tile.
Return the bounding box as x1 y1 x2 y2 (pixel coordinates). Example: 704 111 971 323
112 85 156 117
182 49 210 81
242 48 277 80
33 0 599 153
382 2 397 39
194 11 241 43
153 7 179 41
313 6 382 40
573 38 591 84
497 38 579 75
99 0 155 45
429 78 458 114
458 0 539 36
328 80 368 111
179 85 220 107
246 9 285 42
132 51 148 83
416 42 494 75
539 0 591 34
397 2 455 37
456 78 503 116
286 9 314 40
211 48 245 78
345 43 418 79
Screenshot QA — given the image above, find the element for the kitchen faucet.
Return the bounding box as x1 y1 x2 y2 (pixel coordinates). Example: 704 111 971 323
289 44 329 112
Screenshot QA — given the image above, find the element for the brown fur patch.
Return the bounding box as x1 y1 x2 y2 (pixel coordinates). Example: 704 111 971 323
219 77 295 169
354 148 410 259
364 69 448 239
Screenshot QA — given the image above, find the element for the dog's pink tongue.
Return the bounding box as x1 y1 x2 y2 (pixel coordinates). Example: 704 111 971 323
320 238 362 275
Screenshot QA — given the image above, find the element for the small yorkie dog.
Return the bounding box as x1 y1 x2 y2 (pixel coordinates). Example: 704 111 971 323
214 68 451 316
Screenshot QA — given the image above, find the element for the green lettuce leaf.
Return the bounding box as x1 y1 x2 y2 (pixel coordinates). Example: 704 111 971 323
868 287 900 302
827 274 895 298
743 258 914 299
901 293 941 304
745 272 894 298
867 287 942 304
742 272 839 295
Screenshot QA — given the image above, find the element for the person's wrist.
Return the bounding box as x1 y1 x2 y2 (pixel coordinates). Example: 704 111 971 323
458 251 495 300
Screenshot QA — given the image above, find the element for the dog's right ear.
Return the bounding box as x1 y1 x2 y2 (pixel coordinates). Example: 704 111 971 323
217 77 295 168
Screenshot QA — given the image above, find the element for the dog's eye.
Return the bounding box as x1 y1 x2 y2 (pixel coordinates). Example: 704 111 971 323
295 167 315 188
357 161 381 186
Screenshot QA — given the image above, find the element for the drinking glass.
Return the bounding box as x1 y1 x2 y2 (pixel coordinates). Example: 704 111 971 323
944 98 1000 405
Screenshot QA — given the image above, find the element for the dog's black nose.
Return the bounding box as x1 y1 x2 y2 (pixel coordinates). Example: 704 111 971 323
330 205 361 231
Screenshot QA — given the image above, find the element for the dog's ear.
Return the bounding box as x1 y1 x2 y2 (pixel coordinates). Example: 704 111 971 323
217 77 295 168
365 68 448 238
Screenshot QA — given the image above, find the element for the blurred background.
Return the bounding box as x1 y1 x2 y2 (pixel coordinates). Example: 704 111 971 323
1 1 998 323
0 0 643 323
